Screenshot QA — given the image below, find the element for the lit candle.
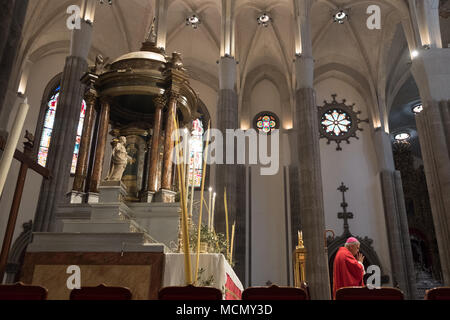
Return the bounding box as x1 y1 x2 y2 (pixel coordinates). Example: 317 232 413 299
211 192 216 232
208 187 212 230
0 97 29 197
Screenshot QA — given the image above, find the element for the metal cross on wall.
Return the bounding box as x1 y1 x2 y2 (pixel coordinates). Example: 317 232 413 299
337 182 353 237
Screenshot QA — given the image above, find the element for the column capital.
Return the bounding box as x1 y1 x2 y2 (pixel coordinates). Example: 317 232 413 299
167 91 180 102
99 95 113 105
153 95 167 109
84 90 98 106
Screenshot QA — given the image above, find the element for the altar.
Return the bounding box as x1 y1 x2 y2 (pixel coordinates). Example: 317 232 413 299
163 253 243 300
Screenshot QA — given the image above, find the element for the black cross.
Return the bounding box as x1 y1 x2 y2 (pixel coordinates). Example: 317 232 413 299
337 182 353 237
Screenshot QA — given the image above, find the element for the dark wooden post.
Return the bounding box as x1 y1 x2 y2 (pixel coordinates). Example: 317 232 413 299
0 133 50 283
89 97 111 194
148 96 165 193
72 90 97 193
161 93 178 191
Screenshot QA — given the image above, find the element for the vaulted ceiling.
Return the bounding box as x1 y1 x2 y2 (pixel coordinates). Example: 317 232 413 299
16 0 449 136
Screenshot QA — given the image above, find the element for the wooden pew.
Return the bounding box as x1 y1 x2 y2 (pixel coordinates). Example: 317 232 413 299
0 282 47 300
425 287 450 300
159 285 223 300
70 284 132 300
242 285 309 300
336 287 404 300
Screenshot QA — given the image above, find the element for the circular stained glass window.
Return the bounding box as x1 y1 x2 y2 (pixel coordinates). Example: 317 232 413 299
254 112 279 134
321 109 352 137
318 94 369 151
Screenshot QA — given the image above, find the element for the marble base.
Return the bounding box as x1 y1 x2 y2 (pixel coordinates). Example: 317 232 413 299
154 189 177 203
141 191 155 203
87 192 99 203
69 191 85 204
27 232 164 253
99 181 128 203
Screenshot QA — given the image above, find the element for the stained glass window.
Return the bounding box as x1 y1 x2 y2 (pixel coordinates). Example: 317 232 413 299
188 119 204 187
38 85 86 174
254 112 279 134
321 109 352 137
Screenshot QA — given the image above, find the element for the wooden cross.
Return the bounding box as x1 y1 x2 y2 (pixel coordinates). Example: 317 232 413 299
337 182 353 237
0 132 51 282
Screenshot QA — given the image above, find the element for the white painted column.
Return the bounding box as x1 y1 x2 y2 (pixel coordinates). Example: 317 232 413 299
0 98 29 197
416 0 442 48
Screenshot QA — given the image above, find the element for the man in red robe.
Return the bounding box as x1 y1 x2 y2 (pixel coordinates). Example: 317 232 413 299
333 237 365 299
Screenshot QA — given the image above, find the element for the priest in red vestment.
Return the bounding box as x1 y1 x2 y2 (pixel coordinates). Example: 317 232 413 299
333 237 365 299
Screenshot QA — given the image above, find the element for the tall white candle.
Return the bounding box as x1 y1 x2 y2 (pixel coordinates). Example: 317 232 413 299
184 129 189 202
208 187 212 230
0 98 29 197
211 192 216 232
189 170 195 218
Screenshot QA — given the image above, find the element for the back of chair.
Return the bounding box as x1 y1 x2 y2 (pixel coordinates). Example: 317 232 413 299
242 285 309 301
159 285 223 300
70 284 132 300
336 287 404 300
0 282 48 300
425 287 450 300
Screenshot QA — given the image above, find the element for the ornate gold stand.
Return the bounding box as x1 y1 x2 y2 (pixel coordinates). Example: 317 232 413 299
294 231 307 288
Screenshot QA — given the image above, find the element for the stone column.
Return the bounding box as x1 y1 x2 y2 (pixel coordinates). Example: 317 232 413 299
292 0 330 300
155 93 177 202
155 0 169 50
0 0 29 128
373 129 417 299
214 56 246 282
33 20 93 232
411 48 450 285
88 97 111 200
144 95 165 202
71 91 97 201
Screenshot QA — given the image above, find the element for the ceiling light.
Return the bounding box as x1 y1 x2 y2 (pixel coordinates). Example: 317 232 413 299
394 132 411 142
257 13 272 27
411 50 419 59
186 14 201 29
412 104 423 114
333 10 349 24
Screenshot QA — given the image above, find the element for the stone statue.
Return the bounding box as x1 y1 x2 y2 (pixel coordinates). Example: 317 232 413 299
104 136 131 182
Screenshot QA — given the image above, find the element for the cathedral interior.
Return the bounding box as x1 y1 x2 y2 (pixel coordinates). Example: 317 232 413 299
0 0 449 301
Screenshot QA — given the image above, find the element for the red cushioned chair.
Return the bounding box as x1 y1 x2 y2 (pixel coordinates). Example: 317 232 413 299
335 287 404 300
242 285 309 301
70 284 132 300
425 287 450 300
0 282 48 300
159 285 223 300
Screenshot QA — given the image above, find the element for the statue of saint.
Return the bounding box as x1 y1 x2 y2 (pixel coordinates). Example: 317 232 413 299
104 136 131 182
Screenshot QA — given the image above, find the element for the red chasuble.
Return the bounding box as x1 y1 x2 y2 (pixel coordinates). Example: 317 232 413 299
333 247 364 299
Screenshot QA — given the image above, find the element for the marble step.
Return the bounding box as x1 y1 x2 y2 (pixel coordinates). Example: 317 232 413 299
27 232 166 253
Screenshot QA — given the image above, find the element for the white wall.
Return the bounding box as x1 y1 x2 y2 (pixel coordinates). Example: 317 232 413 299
249 79 289 286
0 53 67 249
315 78 392 280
